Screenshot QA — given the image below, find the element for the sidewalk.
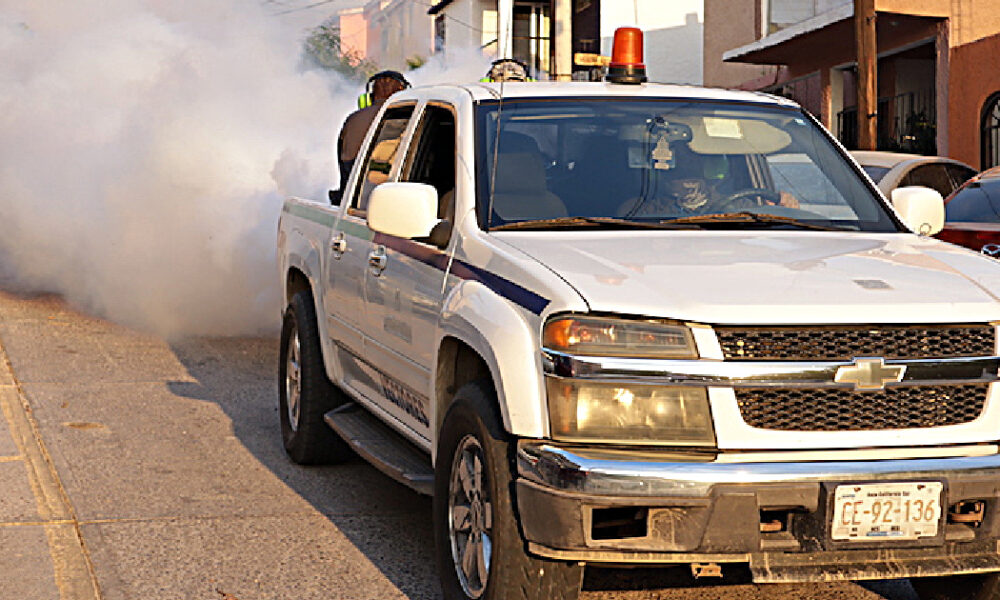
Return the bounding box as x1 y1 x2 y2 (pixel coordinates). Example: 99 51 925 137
0 337 97 598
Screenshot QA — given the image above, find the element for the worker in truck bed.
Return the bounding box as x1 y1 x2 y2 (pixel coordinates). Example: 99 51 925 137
336 70 410 196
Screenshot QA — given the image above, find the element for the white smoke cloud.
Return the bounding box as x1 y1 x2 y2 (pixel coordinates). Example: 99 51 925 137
0 1 353 337
0 1 490 339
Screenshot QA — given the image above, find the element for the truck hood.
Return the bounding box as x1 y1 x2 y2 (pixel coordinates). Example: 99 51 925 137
495 231 1000 324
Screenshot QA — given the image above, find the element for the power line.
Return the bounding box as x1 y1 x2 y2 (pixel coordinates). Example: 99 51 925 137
269 0 339 16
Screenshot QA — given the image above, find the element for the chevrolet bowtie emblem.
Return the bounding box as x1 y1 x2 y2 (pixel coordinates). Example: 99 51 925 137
834 358 906 391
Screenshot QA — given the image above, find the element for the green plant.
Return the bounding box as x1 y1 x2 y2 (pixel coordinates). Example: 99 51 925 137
405 54 426 70
302 19 380 82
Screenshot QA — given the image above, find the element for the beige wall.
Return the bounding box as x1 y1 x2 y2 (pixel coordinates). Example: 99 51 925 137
703 0 776 88
875 0 1000 46
339 10 368 59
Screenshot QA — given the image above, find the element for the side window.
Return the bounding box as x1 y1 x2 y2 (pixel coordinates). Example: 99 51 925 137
945 164 977 192
945 186 999 222
900 164 953 198
402 105 457 222
352 105 415 214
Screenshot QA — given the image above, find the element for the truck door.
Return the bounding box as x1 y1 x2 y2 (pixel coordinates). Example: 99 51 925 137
325 103 415 396
363 103 457 439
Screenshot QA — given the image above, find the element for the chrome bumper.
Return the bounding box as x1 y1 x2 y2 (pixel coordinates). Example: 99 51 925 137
515 442 1000 578
517 442 1000 497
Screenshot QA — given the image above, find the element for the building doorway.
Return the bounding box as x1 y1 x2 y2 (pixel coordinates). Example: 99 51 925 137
982 93 1000 169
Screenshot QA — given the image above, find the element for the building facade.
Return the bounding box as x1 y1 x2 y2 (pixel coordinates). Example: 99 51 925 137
350 0 436 72
704 0 1000 169
428 0 704 84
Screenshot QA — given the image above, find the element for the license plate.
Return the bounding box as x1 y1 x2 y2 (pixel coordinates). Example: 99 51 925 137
831 482 943 541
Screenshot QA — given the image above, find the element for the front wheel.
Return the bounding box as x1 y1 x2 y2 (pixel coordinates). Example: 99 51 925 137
434 381 583 600
911 573 1000 600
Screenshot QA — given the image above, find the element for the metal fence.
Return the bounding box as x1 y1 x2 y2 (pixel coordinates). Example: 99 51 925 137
837 89 937 155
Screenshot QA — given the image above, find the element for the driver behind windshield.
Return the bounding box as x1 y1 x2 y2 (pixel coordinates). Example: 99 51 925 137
619 144 799 218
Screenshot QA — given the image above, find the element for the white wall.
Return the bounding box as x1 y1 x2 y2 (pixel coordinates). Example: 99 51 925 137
367 0 434 70
436 0 499 56
600 0 704 84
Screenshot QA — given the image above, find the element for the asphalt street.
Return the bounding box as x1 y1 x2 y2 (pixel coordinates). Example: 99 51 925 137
0 289 918 599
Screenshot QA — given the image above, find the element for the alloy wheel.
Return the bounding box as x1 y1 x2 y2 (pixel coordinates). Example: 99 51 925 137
448 434 493 599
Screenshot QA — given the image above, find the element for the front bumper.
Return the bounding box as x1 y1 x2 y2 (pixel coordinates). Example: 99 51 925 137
516 442 1000 582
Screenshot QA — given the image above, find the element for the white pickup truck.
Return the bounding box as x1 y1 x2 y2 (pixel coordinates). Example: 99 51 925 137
277 75 1000 599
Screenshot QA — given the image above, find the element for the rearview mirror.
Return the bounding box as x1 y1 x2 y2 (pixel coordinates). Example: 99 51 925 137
891 186 944 236
368 182 441 239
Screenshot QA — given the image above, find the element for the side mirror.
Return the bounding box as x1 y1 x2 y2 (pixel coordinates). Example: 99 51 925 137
368 182 441 239
891 186 944 236
328 188 343 205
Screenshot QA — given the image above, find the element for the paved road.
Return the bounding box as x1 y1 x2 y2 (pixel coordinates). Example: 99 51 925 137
0 290 917 599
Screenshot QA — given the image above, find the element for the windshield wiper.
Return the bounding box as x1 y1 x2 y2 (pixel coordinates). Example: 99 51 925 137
660 212 854 231
490 216 699 231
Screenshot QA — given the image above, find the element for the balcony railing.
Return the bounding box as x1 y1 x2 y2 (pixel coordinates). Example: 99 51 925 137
836 89 937 155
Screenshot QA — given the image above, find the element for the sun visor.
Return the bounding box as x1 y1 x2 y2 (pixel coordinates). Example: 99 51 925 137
687 116 791 155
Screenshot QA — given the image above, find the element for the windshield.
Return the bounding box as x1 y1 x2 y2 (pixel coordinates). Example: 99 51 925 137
475 99 901 232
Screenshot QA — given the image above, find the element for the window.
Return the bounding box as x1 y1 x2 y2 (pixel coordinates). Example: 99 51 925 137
945 164 977 193
402 105 457 222
900 164 955 198
767 153 859 220
860 165 890 183
352 105 414 213
982 93 1000 169
434 15 446 54
512 0 551 78
476 99 900 232
945 184 1000 223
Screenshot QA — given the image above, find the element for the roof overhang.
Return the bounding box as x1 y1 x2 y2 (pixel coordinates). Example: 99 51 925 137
723 4 945 66
724 3 854 65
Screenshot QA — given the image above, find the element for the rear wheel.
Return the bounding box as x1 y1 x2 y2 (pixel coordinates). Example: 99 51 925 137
911 573 1000 600
279 290 352 465
434 380 583 600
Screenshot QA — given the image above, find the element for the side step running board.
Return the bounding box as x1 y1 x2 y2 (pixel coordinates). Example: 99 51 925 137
324 403 434 496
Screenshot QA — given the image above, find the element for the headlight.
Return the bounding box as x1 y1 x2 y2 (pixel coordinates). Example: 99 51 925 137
543 315 697 359
546 378 715 445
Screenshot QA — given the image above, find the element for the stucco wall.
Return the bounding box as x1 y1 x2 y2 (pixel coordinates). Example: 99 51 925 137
703 0 776 88
948 32 1000 168
339 10 367 58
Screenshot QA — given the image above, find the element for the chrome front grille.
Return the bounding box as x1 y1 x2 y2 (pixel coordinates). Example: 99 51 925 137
736 384 989 432
715 324 995 361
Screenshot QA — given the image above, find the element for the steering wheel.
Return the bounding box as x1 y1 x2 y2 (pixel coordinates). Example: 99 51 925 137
716 188 782 211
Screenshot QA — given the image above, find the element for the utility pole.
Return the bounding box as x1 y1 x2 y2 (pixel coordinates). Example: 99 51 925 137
855 0 877 150
554 0 573 81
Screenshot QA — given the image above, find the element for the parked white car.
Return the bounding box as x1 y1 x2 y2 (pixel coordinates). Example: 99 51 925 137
851 150 977 199
277 76 1000 600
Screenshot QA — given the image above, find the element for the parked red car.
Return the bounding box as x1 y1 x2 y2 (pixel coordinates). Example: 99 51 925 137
936 166 1000 256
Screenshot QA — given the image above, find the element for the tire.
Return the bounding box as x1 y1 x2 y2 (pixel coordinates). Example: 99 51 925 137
278 290 352 465
433 380 583 600
911 573 1000 600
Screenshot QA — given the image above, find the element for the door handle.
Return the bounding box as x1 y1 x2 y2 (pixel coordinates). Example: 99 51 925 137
368 246 387 276
331 233 347 259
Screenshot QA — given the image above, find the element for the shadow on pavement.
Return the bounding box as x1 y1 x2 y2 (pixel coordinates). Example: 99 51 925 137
166 336 441 600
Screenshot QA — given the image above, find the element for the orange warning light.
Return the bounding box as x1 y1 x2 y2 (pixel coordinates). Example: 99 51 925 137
606 27 648 84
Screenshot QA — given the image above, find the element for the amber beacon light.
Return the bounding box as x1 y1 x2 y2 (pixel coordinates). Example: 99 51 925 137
606 27 648 84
